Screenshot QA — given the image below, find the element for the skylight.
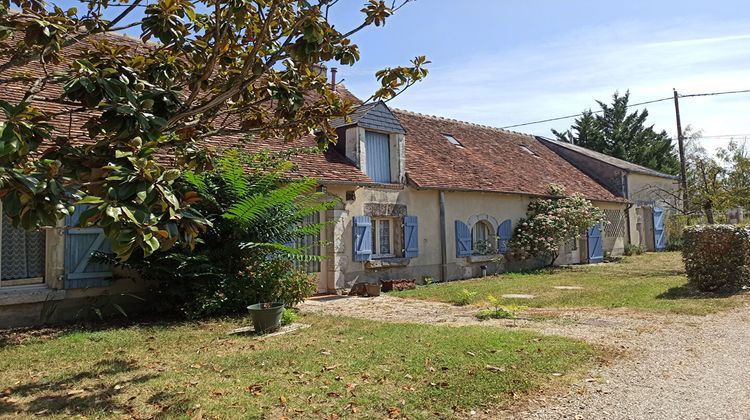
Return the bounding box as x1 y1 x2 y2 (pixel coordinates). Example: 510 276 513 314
519 144 540 157
443 134 463 147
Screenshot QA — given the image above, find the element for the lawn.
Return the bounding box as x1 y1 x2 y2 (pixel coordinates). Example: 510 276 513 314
0 314 594 419
393 252 745 315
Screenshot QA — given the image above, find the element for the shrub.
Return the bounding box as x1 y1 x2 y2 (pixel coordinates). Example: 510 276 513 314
281 308 299 326
510 184 606 265
624 244 644 256
682 225 750 292
451 289 477 306
108 151 332 318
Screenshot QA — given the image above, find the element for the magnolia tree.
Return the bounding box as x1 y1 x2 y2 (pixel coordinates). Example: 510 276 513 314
510 185 606 266
0 0 428 259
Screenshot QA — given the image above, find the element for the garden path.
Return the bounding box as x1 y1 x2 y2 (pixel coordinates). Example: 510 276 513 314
301 295 750 419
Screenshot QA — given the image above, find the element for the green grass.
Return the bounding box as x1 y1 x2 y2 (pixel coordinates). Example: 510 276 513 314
0 314 594 419
393 252 745 315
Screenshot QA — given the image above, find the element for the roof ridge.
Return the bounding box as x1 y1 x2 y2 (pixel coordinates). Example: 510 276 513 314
392 108 534 139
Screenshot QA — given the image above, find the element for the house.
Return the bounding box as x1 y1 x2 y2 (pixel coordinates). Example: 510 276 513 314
297 103 629 293
0 49 634 325
538 137 680 251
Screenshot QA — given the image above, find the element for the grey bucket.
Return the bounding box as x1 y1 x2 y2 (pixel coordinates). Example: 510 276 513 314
247 302 284 333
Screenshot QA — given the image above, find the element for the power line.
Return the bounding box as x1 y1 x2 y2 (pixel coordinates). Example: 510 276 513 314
680 89 750 98
500 88 750 130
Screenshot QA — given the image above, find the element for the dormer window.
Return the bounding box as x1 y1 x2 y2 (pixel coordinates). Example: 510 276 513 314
364 130 391 183
444 133 463 147
332 101 406 184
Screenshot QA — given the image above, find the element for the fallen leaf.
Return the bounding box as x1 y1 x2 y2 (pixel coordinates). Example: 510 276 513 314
552 372 563 377
279 396 287 407
67 389 85 396
327 392 340 398
244 384 263 396
485 365 506 373
388 407 401 418
322 364 340 372
466 351 476 357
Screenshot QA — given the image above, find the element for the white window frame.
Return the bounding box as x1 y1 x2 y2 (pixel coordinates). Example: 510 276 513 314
371 217 395 259
471 220 495 255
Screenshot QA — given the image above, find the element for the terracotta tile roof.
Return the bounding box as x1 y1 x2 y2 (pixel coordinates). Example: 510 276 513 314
0 31 625 201
0 33 375 186
394 110 625 203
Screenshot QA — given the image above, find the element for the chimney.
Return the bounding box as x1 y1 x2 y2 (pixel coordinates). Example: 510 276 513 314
330 67 338 88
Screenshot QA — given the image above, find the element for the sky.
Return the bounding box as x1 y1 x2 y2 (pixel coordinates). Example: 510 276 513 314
51 0 750 153
326 0 750 153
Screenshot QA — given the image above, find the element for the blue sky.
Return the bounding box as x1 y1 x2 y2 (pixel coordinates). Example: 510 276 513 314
54 0 750 152
328 0 750 152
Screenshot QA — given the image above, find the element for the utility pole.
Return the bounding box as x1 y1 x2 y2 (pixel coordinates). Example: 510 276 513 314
673 89 688 210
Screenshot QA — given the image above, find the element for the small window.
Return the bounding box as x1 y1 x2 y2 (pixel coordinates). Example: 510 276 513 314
471 221 494 255
371 218 395 259
364 131 392 183
443 134 463 147
519 144 539 157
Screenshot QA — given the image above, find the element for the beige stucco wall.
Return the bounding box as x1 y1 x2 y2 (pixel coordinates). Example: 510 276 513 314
627 173 680 249
321 184 627 291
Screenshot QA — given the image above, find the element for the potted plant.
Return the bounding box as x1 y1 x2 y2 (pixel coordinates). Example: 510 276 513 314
243 259 316 334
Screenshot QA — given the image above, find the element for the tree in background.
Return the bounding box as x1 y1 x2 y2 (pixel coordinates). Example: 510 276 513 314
651 127 750 225
0 0 428 260
552 91 679 175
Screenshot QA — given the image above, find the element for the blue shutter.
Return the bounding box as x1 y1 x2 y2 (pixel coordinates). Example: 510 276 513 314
64 205 113 289
352 216 372 262
497 219 513 254
364 131 391 183
653 207 666 250
587 223 603 264
455 220 472 257
403 216 418 258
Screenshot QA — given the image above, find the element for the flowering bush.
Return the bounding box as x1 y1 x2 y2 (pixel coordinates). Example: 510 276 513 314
510 185 605 265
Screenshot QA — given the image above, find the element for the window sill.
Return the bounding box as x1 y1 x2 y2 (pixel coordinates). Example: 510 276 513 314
365 257 411 269
466 254 506 263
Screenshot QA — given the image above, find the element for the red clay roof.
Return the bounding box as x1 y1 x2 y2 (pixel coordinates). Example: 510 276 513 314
394 110 624 202
0 32 623 201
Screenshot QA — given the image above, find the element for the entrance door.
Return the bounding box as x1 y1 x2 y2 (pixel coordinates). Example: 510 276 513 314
294 212 325 293
587 224 603 263
653 207 666 251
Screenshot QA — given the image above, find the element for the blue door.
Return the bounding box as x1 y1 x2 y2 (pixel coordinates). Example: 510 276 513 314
587 224 603 263
364 131 391 183
64 206 113 289
653 207 666 251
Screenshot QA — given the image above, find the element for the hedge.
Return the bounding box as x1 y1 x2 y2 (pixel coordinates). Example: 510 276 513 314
682 225 750 292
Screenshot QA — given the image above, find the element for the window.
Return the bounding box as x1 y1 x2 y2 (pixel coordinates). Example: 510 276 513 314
371 218 395 258
471 221 494 255
519 144 540 158
443 133 463 147
364 131 391 183
0 214 46 287
293 212 321 273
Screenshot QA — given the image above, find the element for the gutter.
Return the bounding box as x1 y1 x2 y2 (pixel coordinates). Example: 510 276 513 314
439 190 448 282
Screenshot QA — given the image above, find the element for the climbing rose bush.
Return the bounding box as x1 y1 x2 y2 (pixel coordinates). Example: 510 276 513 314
510 186 605 265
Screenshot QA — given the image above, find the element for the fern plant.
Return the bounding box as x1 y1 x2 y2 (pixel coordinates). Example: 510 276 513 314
112 149 337 318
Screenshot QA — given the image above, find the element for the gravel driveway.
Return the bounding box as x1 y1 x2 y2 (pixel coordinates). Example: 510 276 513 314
301 295 750 419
